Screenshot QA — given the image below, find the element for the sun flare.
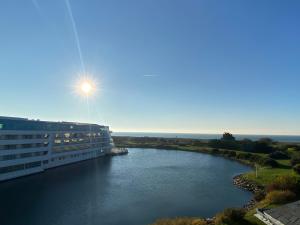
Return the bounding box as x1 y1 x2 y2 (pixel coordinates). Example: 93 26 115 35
81 81 92 94
73 75 98 97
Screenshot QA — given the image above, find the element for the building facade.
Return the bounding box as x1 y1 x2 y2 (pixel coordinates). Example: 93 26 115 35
0 116 114 182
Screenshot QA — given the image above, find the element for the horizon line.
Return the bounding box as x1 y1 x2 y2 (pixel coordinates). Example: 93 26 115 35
111 130 300 137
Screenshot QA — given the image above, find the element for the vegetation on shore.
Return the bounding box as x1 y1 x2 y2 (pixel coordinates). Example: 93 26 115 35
113 133 300 225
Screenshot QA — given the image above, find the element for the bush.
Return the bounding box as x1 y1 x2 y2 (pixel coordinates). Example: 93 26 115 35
249 154 262 162
293 164 300 174
211 148 220 154
260 158 278 167
236 152 252 160
269 151 289 159
254 190 266 201
151 218 208 225
209 139 238 150
258 138 273 144
239 139 255 152
215 208 245 225
227 151 236 157
267 175 300 193
291 155 300 166
252 141 274 153
265 190 296 204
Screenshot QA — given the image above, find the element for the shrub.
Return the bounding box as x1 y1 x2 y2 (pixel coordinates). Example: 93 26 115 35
254 190 266 201
215 208 245 225
209 139 238 150
211 148 220 154
151 218 208 225
291 155 300 166
269 151 289 159
267 175 299 193
259 158 278 167
222 150 230 155
227 151 236 157
236 152 252 160
252 141 274 153
265 190 296 204
222 150 236 157
293 164 300 174
258 138 273 144
239 139 255 152
249 154 262 161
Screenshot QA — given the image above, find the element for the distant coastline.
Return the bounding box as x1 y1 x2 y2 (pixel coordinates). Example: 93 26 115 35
112 132 300 143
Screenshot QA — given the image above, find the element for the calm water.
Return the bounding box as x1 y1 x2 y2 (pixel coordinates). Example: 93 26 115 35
0 148 252 225
113 132 300 142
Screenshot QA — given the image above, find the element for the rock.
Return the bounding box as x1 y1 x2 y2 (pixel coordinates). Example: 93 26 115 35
232 174 265 210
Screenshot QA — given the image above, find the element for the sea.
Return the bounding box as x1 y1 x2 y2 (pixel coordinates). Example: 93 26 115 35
112 132 300 143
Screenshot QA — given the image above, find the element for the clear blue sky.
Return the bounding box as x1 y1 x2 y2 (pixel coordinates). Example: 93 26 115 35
1 0 300 135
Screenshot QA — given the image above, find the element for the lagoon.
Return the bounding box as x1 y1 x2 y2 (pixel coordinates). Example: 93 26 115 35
0 148 252 225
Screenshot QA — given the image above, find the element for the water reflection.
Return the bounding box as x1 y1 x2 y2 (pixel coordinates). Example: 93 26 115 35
0 149 252 225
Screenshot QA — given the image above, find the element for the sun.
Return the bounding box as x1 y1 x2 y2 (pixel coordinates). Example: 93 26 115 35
81 81 92 94
72 74 98 98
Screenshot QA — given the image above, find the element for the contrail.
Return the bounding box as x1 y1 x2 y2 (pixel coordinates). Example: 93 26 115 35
143 74 159 77
65 0 86 73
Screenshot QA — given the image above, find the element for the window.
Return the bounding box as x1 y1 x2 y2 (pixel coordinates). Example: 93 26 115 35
23 135 33 139
0 164 25 174
5 135 18 140
35 143 42 148
7 145 17 150
54 139 62 144
22 144 32 149
0 123 3 129
25 161 41 169
0 154 17 161
21 152 32 158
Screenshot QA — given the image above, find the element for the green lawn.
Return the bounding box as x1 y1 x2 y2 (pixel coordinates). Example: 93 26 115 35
243 167 298 186
242 157 299 186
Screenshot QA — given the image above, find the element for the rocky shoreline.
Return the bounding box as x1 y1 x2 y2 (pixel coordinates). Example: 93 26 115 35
233 174 265 210
201 175 264 223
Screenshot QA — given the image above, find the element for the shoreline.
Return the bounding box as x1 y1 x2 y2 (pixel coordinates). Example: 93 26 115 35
124 146 260 213
113 136 299 224
136 147 260 222
233 174 264 210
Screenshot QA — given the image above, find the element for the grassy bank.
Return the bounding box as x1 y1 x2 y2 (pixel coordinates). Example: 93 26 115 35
113 135 300 225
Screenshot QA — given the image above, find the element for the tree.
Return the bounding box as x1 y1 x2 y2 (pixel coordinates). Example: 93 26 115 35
253 141 274 153
221 132 236 141
239 139 255 152
258 138 273 145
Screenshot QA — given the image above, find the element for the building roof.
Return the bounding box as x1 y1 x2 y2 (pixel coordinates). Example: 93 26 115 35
0 116 107 132
262 200 300 225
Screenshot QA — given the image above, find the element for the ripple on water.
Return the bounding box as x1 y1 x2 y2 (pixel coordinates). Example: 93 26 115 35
0 148 252 225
